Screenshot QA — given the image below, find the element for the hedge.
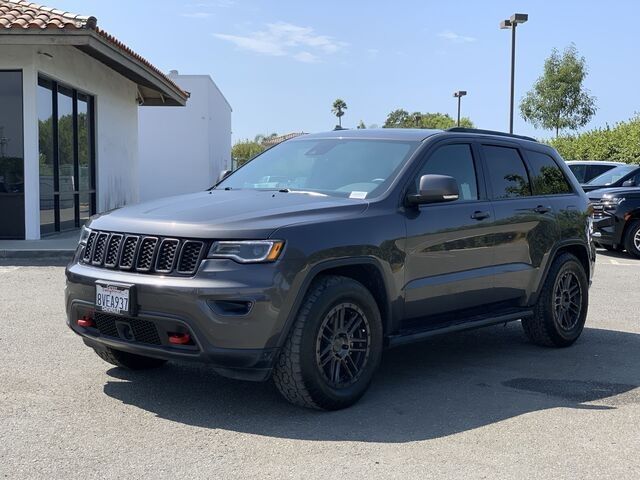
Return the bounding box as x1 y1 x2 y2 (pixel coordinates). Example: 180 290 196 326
547 115 640 164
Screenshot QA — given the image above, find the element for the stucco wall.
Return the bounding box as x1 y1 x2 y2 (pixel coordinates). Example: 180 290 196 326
0 44 139 239
138 73 231 202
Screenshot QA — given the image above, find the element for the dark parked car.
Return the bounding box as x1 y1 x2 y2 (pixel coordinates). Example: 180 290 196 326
582 164 640 192
566 160 626 184
66 128 595 410
589 187 640 258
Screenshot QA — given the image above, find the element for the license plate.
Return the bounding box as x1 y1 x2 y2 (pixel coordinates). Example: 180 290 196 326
96 283 131 315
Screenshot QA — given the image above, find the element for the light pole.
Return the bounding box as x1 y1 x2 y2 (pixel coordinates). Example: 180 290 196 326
453 91 467 127
500 13 528 134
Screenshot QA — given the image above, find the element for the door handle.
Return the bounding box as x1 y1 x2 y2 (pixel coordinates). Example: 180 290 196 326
471 210 491 220
533 205 551 214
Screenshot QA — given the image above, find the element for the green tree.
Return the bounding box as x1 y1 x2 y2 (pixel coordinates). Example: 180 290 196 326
383 109 473 129
232 140 265 167
357 120 366 129
331 98 347 127
520 44 597 137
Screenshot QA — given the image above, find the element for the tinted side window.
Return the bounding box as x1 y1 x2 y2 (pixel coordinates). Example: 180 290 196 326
569 164 586 183
526 151 572 195
482 145 531 199
416 144 478 201
587 164 612 182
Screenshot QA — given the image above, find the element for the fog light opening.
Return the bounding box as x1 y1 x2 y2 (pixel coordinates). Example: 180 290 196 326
77 314 95 328
168 332 192 345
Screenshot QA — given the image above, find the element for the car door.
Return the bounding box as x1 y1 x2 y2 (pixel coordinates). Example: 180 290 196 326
480 143 560 307
403 141 496 320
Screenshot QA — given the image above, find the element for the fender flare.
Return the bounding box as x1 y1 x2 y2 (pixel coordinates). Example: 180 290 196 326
274 256 395 348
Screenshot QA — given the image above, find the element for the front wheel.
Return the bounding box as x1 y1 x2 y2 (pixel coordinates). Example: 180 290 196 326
273 275 383 410
623 220 640 259
522 253 589 347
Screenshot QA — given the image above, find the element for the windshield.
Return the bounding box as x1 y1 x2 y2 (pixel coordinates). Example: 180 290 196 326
218 138 419 199
587 165 636 185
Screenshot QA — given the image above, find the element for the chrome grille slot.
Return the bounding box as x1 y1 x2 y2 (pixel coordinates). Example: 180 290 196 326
135 237 159 272
155 239 180 273
91 232 109 266
104 234 123 268
177 241 204 275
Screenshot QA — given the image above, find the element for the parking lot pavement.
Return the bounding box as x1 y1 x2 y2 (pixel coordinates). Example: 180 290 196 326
1 254 639 480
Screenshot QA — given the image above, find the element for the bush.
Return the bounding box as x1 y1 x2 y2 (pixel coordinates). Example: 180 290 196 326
548 115 640 163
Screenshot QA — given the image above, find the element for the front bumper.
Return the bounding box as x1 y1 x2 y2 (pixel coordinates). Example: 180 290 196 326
65 252 296 381
592 211 622 246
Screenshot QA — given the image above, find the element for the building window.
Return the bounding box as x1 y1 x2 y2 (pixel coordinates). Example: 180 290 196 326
38 76 96 235
0 70 24 239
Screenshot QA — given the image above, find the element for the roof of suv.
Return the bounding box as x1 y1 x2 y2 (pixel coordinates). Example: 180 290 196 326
295 128 538 143
566 160 627 166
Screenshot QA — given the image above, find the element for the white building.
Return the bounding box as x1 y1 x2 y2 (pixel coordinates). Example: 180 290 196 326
0 1 188 239
138 71 232 202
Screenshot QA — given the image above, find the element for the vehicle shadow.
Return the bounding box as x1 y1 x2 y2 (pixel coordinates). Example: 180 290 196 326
595 248 637 261
102 324 639 443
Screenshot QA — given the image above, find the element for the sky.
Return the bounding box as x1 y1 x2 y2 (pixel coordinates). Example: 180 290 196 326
49 0 640 142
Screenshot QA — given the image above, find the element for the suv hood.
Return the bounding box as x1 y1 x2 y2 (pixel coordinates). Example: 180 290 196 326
588 187 640 202
88 190 368 239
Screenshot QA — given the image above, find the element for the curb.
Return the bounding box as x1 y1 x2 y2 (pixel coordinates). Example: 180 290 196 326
0 249 75 260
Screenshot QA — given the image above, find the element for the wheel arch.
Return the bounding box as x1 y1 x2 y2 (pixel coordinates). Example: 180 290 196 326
276 257 395 348
530 241 592 305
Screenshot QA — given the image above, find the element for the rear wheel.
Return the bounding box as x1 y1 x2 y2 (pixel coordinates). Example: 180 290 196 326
623 220 640 259
273 275 383 410
522 253 588 347
93 347 167 370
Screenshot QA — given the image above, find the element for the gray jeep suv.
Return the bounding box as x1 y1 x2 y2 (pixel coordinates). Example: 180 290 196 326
66 128 595 410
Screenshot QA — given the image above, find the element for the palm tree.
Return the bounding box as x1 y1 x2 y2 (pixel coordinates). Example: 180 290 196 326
332 99 347 127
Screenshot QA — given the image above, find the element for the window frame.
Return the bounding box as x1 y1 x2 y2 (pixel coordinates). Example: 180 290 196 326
402 139 487 208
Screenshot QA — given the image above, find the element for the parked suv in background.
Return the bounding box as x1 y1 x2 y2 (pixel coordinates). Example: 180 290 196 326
582 164 640 192
66 128 595 410
589 187 640 258
566 160 626 184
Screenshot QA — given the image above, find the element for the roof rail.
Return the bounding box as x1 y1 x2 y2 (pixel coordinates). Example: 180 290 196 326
446 127 538 143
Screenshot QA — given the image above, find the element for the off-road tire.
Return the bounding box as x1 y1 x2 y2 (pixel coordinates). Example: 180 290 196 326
623 220 640 259
273 275 383 410
522 253 589 347
93 347 167 370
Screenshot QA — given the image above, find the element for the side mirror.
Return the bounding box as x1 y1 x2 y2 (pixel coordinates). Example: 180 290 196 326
622 179 635 187
407 174 459 205
217 169 232 183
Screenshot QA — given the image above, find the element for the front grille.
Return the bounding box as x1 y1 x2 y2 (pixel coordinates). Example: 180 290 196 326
135 237 158 271
177 240 205 274
80 230 206 276
94 312 162 345
104 234 123 268
91 232 109 265
156 239 180 273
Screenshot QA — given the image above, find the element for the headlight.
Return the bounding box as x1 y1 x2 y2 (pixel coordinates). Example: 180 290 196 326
602 197 625 209
208 240 284 263
78 226 92 245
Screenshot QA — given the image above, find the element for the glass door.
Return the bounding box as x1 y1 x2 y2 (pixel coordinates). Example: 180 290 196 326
0 70 25 239
38 77 96 235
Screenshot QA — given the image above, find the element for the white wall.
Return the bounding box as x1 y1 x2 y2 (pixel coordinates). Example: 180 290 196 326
138 73 232 202
0 45 139 239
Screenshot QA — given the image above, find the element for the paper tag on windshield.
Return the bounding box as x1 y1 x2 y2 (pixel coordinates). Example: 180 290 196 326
349 191 368 199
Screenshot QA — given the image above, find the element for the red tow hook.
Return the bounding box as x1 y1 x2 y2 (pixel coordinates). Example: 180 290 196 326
168 332 192 345
77 315 95 328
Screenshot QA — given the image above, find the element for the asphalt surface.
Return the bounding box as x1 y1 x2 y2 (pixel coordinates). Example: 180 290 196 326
1 251 639 479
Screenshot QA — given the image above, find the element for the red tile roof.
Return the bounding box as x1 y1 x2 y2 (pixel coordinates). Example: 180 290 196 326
0 0 187 100
262 132 307 146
